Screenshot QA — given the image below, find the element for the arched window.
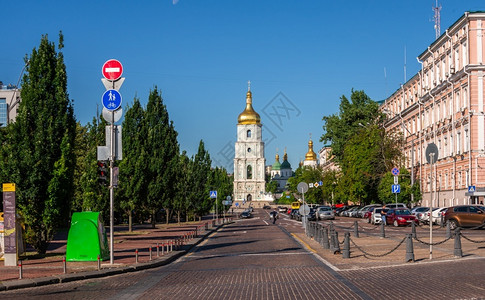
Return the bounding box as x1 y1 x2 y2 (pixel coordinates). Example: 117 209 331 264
247 130 251 138
247 165 252 179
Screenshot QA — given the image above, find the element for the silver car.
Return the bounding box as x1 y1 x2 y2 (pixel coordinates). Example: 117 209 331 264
316 206 335 220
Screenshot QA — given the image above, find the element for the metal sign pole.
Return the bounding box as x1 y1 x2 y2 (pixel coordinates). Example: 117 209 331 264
109 100 115 265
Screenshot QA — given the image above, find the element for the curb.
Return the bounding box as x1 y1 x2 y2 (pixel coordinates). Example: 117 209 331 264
0 222 230 292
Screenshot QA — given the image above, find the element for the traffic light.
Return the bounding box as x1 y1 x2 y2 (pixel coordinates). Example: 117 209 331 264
97 161 108 186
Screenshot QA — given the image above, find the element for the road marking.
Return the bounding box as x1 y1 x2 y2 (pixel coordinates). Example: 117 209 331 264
263 220 269 225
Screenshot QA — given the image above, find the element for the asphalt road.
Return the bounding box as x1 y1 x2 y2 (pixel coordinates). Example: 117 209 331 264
2 209 485 299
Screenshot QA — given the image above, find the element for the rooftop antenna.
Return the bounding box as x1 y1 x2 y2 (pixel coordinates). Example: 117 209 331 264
433 0 442 39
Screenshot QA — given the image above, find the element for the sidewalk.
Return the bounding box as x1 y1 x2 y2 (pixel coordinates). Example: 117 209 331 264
293 220 485 271
0 218 229 291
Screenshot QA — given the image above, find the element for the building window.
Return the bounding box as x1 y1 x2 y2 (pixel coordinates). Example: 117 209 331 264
247 165 252 179
247 147 251 153
246 130 251 138
456 132 461 154
0 98 7 127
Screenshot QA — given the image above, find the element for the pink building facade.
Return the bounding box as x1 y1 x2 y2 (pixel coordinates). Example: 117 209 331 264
381 12 485 207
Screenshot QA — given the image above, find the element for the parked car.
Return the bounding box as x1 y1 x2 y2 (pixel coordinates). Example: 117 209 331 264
316 206 335 220
385 208 418 226
359 205 381 219
384 203 407 210
344 206 359 217
411 206 428 221
263 205 271 209
239 211 252 218
364 206 381 223
371 208 386 224
431 207 448 225
278 206 288 213
290 208 300 219
444 205 485 229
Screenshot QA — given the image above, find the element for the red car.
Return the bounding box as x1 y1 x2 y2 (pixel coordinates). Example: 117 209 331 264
385 208 418 226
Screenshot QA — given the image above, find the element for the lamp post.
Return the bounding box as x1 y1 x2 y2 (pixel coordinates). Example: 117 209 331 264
8 60 29 124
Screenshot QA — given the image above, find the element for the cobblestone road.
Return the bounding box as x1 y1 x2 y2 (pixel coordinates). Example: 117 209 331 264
2 209 485 299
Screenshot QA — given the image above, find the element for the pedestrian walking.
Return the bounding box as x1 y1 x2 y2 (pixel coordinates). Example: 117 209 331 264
270 210 277 224
381 207 387 225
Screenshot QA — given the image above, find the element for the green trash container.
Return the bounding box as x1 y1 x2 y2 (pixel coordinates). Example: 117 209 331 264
66 212 109 261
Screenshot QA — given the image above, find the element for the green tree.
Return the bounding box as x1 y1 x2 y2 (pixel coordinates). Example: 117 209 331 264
320 89 383 164
173 151 191 223
287 166 324 204
378 168 421 206
118 98 147 231
3 33 76 253
208 166 233 216
189 140 212 220
78 116 109 219
145 87 179 227
339 123 402 205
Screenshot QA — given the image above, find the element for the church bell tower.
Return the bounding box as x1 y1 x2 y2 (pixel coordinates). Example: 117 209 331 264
233 82 266 203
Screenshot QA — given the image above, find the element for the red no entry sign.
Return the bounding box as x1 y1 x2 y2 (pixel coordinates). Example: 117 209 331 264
102 59 123 81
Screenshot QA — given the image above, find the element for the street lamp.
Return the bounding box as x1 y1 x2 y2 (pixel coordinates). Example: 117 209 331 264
8 60 29 124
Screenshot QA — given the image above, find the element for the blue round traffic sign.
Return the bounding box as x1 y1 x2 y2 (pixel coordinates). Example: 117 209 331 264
102 89 122 111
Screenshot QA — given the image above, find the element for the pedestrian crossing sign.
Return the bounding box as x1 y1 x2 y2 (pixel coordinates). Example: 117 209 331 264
210 190 217 198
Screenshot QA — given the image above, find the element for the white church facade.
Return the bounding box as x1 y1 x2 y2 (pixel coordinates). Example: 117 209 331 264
233 85 269 203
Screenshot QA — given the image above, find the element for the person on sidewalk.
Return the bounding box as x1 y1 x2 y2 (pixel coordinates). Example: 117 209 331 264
381 207 387 225
270 210 278 224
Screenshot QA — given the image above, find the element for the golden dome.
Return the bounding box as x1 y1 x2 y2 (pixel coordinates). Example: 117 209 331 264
305 139 317 161
238 85 261 125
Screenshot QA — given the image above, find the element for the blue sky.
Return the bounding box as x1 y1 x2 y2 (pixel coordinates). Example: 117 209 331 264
2 1 484 172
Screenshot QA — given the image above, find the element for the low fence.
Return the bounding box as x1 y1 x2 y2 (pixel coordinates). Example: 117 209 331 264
14 218 233 280
305 220 485 262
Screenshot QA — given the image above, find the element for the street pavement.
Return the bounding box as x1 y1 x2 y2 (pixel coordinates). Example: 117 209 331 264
1 208 485 299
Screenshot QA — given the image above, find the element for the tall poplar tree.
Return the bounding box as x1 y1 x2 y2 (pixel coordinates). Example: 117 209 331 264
145 87 179 227
119 98 147 231
5 33 76 253
190 140 211 220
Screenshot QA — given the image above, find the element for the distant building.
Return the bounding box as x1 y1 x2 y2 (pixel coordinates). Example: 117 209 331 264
270 150 293 191
0 81 21 126
381 11 485 206
318 145 339 172
303 139 317 168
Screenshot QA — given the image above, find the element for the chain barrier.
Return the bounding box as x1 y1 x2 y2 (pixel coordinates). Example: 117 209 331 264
461 233 485 244
358 224 380 231
413 234 452 246
349 236 406 258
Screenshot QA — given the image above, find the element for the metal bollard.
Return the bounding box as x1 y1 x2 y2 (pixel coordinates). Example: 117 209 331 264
322 227 330 249
170 240 173 252
342 232 350 258
380 223 386 238
332 231 341 254
353 221 359 238
18 260 23 279
446 221 452 239
63 256 67 274
149 246 153 261
454 227 463 258
135 249 139 263
157 243 160 257
405 234 415 262
315 224 321 243
329 221 334 234
97 255 101 270
411 221 416 238
440 215 445 228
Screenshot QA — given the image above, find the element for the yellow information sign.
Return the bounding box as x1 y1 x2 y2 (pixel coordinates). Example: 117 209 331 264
3 183 16 192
